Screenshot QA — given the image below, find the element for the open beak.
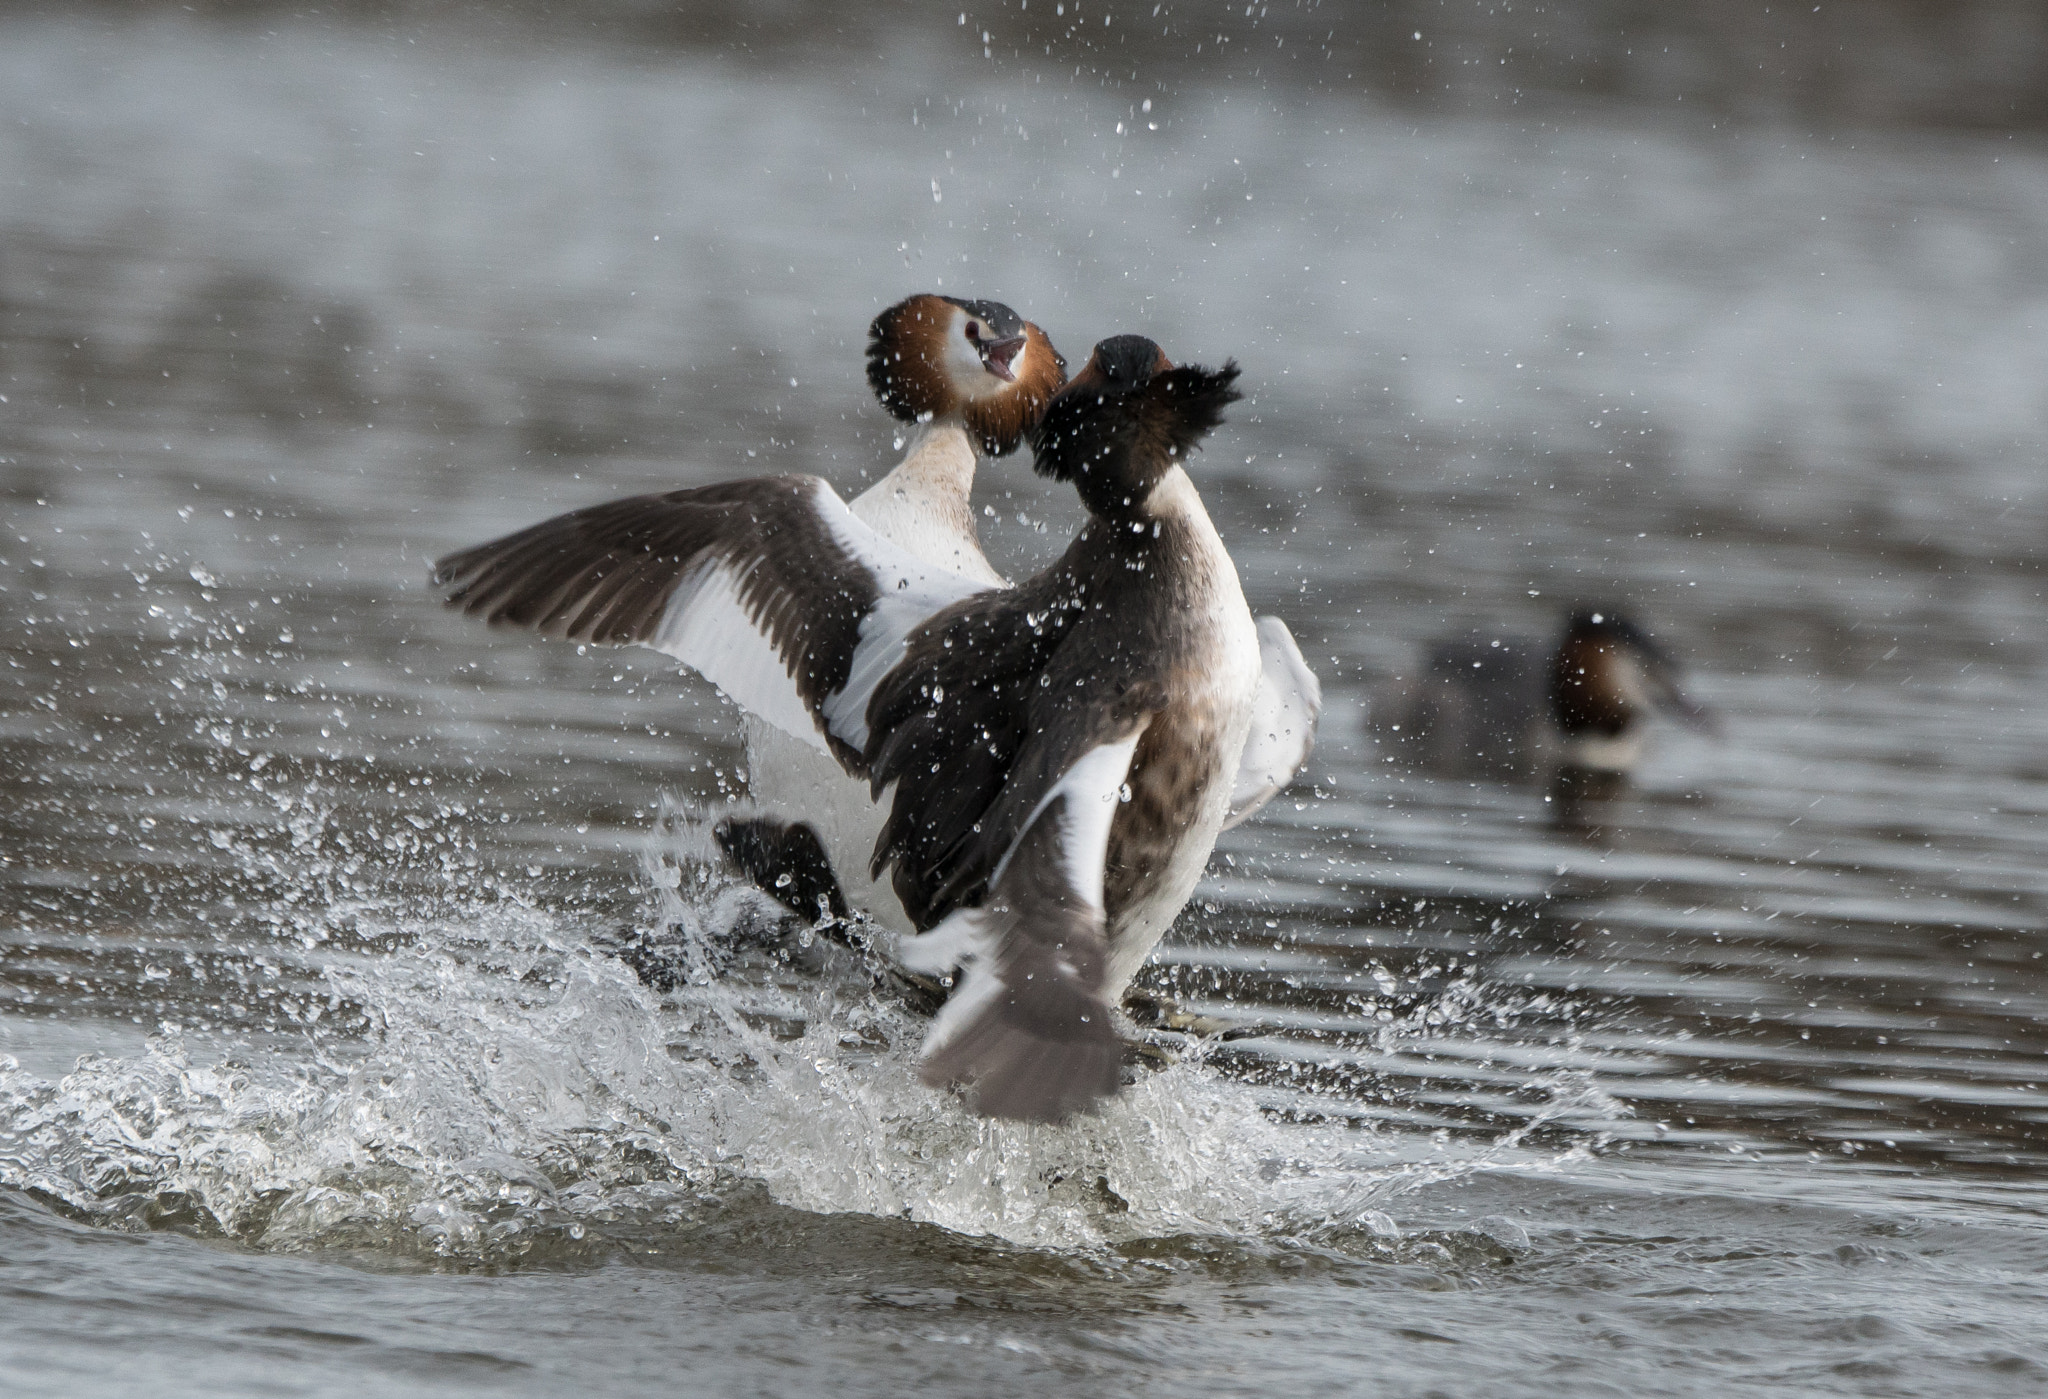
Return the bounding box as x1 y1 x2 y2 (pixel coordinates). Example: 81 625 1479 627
976 334 1027 383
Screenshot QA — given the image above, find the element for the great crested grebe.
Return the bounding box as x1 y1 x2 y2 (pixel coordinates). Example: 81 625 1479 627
731 293 1065 934
434 335 1263 1120
1369 606 1711 782
732 296 1317 939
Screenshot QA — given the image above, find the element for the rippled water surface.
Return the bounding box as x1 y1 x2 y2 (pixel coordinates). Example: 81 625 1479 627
4 14 2047 1396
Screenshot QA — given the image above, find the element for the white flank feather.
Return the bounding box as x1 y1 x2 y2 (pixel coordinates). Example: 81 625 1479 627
816 493 988 753
641 478 988 756
1223 615 1323 829
988 731 1143 907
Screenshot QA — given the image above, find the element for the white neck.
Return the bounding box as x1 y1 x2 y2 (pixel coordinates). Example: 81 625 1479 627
1143 465 1242 599
886 421 978 494
1145 465 1227 547
849 422 1007 588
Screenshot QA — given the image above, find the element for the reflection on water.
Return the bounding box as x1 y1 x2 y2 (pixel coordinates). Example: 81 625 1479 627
2 12 2047 1396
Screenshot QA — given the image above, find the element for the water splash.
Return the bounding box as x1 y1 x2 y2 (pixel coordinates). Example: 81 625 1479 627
0 800 1591 1266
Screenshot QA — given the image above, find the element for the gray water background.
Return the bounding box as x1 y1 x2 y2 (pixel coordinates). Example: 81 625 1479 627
2 7 2046 1395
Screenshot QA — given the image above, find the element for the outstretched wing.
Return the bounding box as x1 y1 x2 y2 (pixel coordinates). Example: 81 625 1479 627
1223 615 1323 829
432 475 985 766
895 727 1146 1123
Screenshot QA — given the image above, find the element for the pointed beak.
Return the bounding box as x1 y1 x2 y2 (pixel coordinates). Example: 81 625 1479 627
977 334 1026 383
1646 664 1717 734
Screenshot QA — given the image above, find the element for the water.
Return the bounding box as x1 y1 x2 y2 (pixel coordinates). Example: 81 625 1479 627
4 13 2047 1396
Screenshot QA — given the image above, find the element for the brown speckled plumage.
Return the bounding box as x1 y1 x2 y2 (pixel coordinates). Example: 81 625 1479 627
867 504 1237 937
1104 684 1231 919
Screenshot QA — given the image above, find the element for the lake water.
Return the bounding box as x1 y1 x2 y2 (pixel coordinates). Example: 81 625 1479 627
3 13 2046 1396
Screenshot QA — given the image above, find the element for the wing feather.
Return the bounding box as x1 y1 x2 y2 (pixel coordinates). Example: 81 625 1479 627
898 729 1145 1122
1223 615 1323 829
433 476 985 764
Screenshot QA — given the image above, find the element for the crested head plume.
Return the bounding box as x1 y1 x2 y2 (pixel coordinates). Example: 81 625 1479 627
1032 338 1241 516
866 293 955 423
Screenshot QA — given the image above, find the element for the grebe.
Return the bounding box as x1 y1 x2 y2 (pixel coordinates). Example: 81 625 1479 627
1369 607 1710 781
434 335 1262 1120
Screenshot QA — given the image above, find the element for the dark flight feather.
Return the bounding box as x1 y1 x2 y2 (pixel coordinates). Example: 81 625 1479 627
433 477 884 766
916 787 1127 1121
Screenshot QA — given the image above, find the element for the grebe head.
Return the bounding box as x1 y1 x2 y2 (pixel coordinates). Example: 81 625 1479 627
1030 334 1241 519
865 293 1067 456
1551 607 1713 737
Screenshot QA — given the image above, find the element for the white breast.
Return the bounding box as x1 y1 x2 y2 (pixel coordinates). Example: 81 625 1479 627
1101 468 1263 994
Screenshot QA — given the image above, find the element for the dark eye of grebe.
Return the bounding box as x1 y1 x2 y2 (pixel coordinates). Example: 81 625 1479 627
965 321 982 340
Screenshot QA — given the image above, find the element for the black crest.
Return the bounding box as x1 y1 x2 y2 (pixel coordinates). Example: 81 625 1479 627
1033 353 1242 517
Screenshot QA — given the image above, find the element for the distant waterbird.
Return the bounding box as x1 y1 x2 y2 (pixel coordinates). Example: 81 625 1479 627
1368 606 1712 784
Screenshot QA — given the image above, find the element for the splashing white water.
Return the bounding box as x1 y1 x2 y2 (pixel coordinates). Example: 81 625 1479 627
0 803 1595 1262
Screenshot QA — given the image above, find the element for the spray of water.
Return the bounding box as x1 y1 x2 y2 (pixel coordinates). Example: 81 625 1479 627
0 796 1594 1266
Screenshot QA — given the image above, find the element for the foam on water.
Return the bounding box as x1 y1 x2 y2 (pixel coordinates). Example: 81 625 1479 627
0 801 1601 1265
